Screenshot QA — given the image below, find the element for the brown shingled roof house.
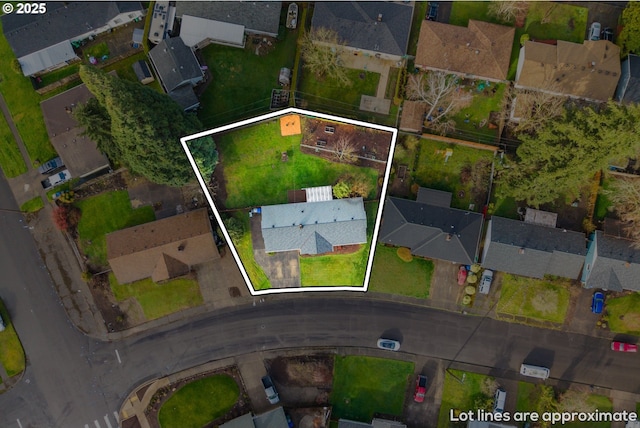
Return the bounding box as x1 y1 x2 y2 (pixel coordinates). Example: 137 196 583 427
106 208 219 284
515 40 621 102
415 20 515 82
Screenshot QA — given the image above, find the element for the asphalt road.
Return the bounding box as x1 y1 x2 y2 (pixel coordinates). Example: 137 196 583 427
1 171 640 427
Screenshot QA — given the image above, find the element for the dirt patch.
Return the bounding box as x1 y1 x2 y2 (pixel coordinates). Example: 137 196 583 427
88 272 130 332
288 407 331 428
145 366 251 428
270 355 333 388
74 170 127 200
300 244 362 257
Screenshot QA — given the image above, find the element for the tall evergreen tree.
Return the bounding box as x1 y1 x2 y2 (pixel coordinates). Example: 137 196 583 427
498 101 640 207
78 65 217 186
73 98 118 161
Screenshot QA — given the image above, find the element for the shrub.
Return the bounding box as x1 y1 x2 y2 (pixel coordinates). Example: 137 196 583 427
333 181 351 199
223 217 245 241
396 247 413 262
52 205 81 232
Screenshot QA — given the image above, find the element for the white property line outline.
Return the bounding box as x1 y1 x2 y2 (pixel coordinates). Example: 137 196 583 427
181 107 398 296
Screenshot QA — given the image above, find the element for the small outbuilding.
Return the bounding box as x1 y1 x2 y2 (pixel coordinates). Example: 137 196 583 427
132 60 155 85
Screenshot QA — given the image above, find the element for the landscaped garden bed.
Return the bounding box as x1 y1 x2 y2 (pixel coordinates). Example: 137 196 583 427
604 292 640 335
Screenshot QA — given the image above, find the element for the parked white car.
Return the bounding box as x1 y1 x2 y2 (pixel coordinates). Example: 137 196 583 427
589 22 601 40
478 269 494 295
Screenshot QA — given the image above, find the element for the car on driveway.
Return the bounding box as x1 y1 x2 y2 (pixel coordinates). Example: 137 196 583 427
457 265 468 285
478 269 493 295
261 375 280 404
426 2 439 21
591 291 605 314
413 375 428 402
611 342 638 352
601 27 613 42
589 22 601 40
377 338 400 351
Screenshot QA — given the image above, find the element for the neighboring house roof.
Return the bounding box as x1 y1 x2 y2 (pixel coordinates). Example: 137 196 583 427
253 407 289 428
415 20 515 81
338 419 407 428
219 413 254 428
311 1 413 57
482 216 586 279
261 198 367 255
399 101 426 133
168 84 200 111
148 37 203 93
106 208 219 284
582 231 640 292
515 40 621 102
18 40 78 77
416 187 452 207
179 14 245 48
175 1 281 36
2 2 142 75
378 193 483 265
40 82 110 178
616 54 640 104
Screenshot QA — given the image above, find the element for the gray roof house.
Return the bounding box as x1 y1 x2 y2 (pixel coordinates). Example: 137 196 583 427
582 230 640 292
220 407 289 428
482 216 586 280
1 2 143 76
338 418 407 428
175 1 281 48
148 37 203 111
311 2 414 61
378 189 484 265
261 198 367 255
615 54 640 105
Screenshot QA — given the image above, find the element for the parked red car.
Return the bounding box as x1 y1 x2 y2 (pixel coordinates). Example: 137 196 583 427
611 342 638 352
414 375 428 402
457 266 468 285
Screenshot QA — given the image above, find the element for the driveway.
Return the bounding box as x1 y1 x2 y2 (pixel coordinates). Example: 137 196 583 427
250 214 301 288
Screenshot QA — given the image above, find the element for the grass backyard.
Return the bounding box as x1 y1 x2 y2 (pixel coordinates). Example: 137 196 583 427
605 293 640 335
76 191 156 267
215 119 379 209
0 21 57 168
0 299 26 378
299 67 380 116
158 374 239 428
198 27 299 128
109 274 203 321
437 369 495 428
369 244 433 298
413 139 495 210
497 274 571 325
452 82 506 143
300 203 378 287
330 355 413 422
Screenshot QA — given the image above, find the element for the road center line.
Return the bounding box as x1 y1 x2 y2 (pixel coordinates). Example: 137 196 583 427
16 419 22 428
115 349 121 364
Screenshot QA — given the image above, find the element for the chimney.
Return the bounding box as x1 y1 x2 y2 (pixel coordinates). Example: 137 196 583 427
518 248 525 255
377 13 383 22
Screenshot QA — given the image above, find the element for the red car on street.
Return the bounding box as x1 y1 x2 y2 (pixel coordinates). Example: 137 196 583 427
611 342 638 352
414 375 428 402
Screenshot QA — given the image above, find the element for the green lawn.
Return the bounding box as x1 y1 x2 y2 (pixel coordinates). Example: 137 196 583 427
300 203 378 287
605 293 640 335
414 139 495 210
407 1 429 57
158 374 239 428
525 2 588 43
452 82 506 142
438 370 495 428
37 63 81 87
232 214 271 290
20 196 45 213
497 274 571 324
0 112 27 178
109 274 203 320
299 68 380 117
331 355 413 422
214 120 379 209
369 244 433 298
82 42 110 61
449 2 502 27
76 191 155 266
0 299 26 377
103 51 162 92
198 27 299 127
0 21 57 167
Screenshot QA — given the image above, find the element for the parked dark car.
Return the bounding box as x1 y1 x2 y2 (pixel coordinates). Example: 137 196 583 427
426 2 439 21
601 27 613 42
591 291 605 314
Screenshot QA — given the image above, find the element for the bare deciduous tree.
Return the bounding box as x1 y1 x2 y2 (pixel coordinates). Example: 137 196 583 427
506 86 567 135
334 135 358 163
405 72 472 135
558 390 592 413
300 27 352 87
488 1 529 23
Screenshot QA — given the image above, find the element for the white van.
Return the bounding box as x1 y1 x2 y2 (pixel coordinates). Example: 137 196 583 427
520 364 550 380
493 388 507 413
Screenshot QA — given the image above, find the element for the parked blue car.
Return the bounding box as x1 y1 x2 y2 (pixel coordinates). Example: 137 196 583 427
591 291 605 314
